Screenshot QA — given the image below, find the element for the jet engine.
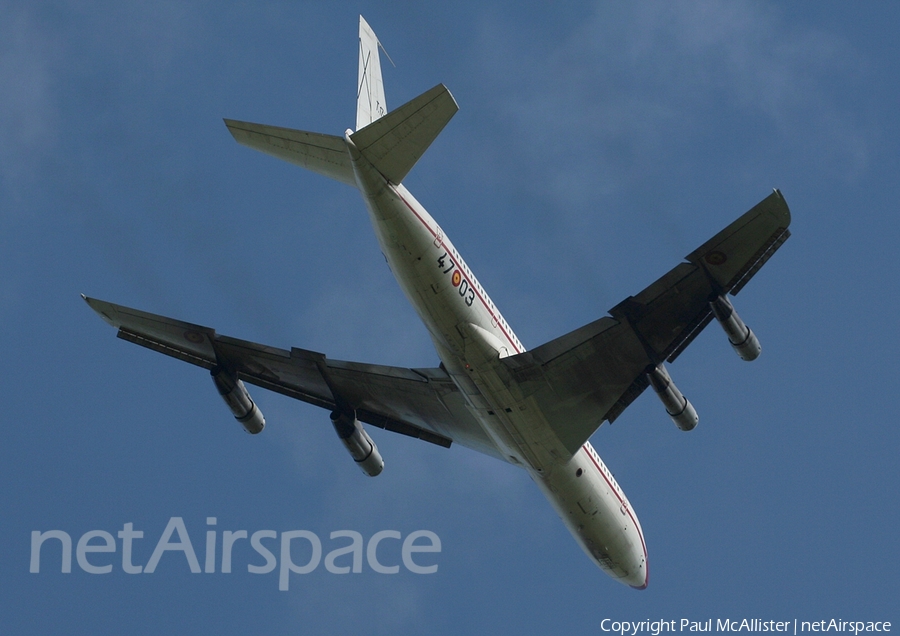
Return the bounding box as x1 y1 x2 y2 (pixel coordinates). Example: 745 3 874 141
210 366 266 434
647 363 698 431
710 295 761 361
330 409 384 477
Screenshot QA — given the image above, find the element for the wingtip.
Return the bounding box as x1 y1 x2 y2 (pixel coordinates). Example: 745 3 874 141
771 188 791 223
81 293 98 308
222 118 245 143
223 118 242 131
80 295 120 327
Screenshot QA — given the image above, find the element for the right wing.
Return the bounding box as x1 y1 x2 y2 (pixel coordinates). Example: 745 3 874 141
83 296 505 461
502 190 791 455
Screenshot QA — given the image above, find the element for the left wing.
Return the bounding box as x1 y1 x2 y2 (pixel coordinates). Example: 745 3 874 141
83 296 504 460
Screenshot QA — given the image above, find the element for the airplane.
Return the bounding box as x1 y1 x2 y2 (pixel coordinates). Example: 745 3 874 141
83 15 791 589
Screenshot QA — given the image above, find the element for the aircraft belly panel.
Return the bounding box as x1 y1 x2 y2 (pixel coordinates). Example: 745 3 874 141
532 443 647 587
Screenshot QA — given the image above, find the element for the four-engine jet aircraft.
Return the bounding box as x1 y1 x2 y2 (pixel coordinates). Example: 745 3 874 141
84 16 791 588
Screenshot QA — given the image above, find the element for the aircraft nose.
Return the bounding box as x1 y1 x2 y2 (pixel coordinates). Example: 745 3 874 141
620 545 648 589
593 531 648 589
627 561 648 590
624 522 649 590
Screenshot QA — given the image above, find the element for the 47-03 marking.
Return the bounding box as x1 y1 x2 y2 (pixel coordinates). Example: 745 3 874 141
437 252 475 306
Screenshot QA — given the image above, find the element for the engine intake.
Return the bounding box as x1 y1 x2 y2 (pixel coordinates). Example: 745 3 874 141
211 366 265 434
331 409 384 477
710 295 761 361
647 363 698 431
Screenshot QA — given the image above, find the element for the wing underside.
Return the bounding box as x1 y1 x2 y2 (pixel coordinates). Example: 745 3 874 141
84 297 504 460
503 190 792 455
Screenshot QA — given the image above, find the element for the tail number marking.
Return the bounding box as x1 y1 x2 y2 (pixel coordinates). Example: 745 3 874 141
437 252 475 306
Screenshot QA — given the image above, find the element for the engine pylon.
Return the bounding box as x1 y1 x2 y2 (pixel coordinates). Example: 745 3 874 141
331 409 384 477
710 295 761 361
211 366 265 434
647 363 699 431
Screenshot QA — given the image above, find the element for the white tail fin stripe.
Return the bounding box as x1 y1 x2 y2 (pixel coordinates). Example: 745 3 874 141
357 15 387 131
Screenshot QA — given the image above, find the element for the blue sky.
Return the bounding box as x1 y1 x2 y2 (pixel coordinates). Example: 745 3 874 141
2 1 898 633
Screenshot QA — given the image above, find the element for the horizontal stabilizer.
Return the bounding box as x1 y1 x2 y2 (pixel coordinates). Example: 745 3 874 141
224 120 357 187
350 83 458 184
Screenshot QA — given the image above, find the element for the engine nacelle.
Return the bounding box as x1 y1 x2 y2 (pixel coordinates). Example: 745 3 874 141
710 295 761 361
211 366 265 434
647 364 698 431
330 409 384 477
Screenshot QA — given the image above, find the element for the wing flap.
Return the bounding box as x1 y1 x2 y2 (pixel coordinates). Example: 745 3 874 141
118 328 216 370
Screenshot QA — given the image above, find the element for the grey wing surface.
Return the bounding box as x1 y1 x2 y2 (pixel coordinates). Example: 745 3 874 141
503 190 791 455
83 297 504 461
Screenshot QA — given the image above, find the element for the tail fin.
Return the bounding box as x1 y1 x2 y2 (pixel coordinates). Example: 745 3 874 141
357 16 387 131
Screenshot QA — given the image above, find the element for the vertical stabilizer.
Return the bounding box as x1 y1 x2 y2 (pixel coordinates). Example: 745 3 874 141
357 16 387 131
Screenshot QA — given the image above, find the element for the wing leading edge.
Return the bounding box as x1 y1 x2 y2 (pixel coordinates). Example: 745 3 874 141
82 296 505 460
502 190 791 455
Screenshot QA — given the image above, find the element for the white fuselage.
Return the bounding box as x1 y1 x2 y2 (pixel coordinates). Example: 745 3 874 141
347 133 648 588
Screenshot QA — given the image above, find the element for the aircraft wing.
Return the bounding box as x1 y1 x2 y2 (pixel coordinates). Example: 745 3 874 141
83 297 505 461
502 190 791 455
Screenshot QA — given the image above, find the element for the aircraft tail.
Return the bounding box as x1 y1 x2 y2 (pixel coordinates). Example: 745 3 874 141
357 15 388 131
224 15 457 187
